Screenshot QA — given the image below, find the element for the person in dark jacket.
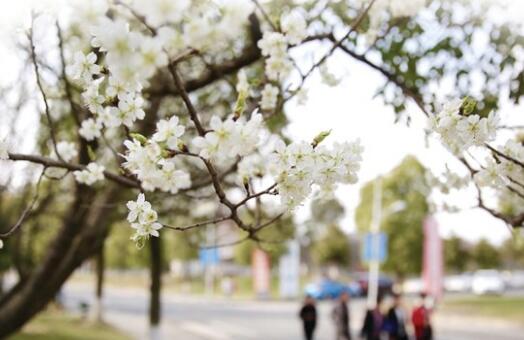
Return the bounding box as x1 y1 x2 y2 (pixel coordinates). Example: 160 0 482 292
360 294 384 340
384 293 409 340
332 291 351 340
299 295 317 340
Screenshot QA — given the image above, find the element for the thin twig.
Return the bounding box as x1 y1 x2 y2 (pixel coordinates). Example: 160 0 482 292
251 0 278 31
286 0 377 101
0 169 45 238
167 63 206 136
163 216 231 232
486 144 524 169
56 20 81 127
199 235 250 250
29 16 63 161
235 183 277 208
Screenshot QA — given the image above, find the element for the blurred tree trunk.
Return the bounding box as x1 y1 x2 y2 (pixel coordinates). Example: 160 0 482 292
149 236 162 340
92 244 105 322
0 91 162 338
0 185 117 337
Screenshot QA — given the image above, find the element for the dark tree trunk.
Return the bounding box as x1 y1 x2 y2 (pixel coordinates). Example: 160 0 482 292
0 185 118 337
93 243 105 322
149 236 162 339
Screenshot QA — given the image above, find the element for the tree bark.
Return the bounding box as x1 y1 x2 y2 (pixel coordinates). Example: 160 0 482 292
92 243 105 323
149 236 162 340
0 184 118 337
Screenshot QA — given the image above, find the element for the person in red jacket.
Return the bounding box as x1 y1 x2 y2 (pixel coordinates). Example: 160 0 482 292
411 293 433 340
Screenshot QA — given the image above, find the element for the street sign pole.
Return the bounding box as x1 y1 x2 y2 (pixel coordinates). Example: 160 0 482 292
367 177 382 309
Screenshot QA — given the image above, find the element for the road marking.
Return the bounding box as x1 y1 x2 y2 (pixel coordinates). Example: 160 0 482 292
210 320 258 339
180 321 232 340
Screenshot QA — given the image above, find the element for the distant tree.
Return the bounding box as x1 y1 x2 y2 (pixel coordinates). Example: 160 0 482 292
356 156 429 278
234 216 295 266
443 235 471 273
310 198 345 226
500 232 524 269
106 222 149 269
311 224 350 267
471 239 501 269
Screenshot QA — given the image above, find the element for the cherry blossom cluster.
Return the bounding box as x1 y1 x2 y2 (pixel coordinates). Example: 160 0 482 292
122 117 191 194
474 140 524 189
127 193 162 246
364 0 426 39
429 98 499 155
192 112 264 164
425 168 470 194
257 10 307 111
268 139 364 208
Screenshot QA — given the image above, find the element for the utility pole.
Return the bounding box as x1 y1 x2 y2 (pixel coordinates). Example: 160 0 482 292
367 177 382 309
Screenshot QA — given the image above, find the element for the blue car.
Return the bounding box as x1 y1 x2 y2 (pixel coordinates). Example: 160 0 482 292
304 280 362 300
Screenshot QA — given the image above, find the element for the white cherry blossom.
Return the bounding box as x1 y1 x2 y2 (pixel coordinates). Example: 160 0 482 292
79 118 102 141
152 116 185 149
68 52 100 83
474 157 507 188
126 193 152 223
257 32 287 58
260 84 279 111
281 10 307 45
53 141 78 162
73 162 105 186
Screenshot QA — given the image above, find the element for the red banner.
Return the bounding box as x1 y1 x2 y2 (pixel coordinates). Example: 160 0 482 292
252 248 271 298
423 216 443 299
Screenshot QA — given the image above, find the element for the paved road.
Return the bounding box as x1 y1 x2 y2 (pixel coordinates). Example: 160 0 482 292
62 283 524 340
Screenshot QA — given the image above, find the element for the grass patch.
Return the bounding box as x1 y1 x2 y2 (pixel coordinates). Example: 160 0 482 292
10 309 129 340
441 296 524 323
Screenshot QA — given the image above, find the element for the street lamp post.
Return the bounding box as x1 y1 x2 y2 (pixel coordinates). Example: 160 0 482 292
366 177 405 309
367 177 382 309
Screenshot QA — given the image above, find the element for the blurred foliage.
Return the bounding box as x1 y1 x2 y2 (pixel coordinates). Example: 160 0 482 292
500 232 524 269
443 234 471 273
355 156 429 278
340 0 524 118
311 224 350 267
310 198 345 226
234 215 295 265
471 238 501 269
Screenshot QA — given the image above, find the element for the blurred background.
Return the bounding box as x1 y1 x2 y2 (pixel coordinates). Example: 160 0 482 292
1 0 524 339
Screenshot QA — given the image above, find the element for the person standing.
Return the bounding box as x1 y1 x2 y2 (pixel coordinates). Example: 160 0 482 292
360 294 384 340
299 295 317 340
411 293 433 340
332 291 351 340
384 293 409 340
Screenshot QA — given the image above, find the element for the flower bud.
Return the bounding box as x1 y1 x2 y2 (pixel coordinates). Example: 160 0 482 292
312 130 332 148
459 96 477 116
130 133 148 145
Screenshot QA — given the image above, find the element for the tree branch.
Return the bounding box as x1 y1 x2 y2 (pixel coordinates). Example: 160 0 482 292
8 153 141 189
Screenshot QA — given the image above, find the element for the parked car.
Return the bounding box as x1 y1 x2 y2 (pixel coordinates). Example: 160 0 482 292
304 279 361 300
444 273 473 293
504 270 524 290
472 270 505 295
403 277 424 295
354 272 394 297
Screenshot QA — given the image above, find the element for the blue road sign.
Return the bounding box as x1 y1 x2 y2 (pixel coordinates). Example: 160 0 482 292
362 232 388 263
199 248 220 265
